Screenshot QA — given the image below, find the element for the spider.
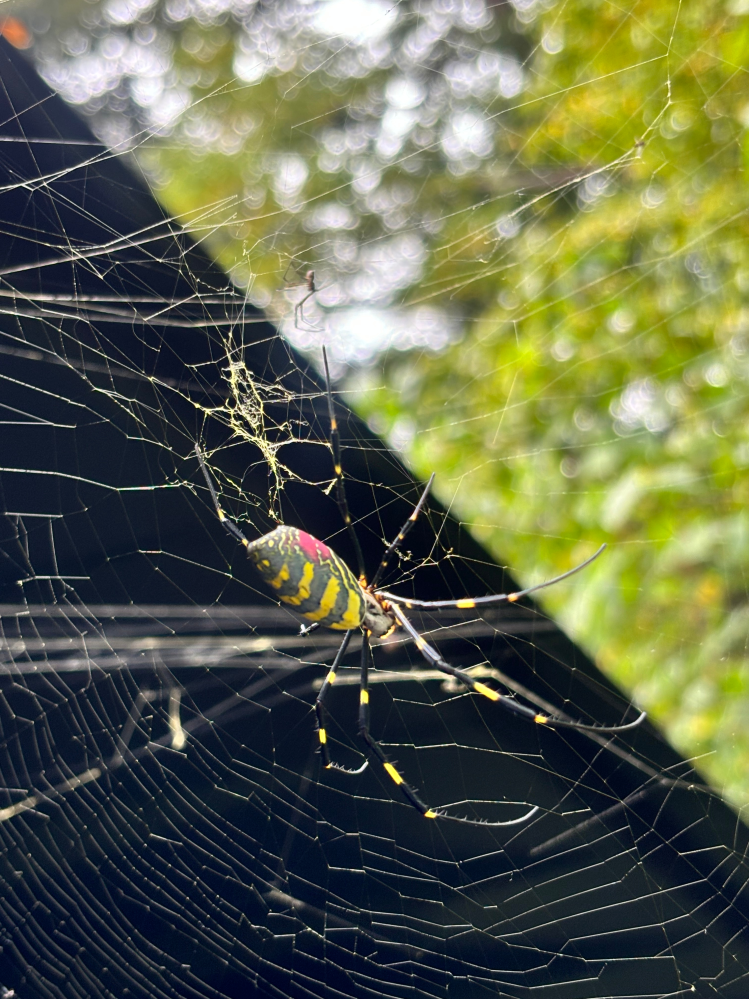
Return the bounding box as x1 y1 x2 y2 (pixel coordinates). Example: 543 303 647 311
195 349 645 826
294 269 319 330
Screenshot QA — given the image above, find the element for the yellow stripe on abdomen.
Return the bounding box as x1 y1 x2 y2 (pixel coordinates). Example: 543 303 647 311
281 561 315 606
269 563 290 590
337 584 364 629
302 575 342 623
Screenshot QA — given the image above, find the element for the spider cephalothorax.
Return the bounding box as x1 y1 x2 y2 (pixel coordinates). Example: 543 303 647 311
196 348 645 826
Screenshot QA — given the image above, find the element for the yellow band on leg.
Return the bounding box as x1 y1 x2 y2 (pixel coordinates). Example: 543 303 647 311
383 762 403 785
473 682 500 701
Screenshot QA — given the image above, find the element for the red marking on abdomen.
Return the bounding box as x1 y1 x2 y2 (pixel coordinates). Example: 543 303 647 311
296 530 331 562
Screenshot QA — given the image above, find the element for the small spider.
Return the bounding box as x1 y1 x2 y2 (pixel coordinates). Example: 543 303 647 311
294 269 319 330
196 349 645 826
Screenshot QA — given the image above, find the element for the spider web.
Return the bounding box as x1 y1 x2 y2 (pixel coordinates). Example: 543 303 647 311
0 3 747 998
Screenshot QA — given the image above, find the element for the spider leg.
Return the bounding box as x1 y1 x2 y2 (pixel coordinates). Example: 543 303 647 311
294 269 322 330
322 346 366 580
378 544 608 610
294 290 320 330
355 632 436 815
315 630 368 774
368 473 436 590
358 630 540 826
195 445 253 549
389 603 645 734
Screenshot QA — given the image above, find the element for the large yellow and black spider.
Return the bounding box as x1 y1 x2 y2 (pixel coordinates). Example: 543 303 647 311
196 349 645 826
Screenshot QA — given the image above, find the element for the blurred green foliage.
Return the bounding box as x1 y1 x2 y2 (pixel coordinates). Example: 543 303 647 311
19 0 749 805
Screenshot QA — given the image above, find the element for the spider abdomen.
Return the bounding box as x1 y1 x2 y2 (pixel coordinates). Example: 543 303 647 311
246 525 365 630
